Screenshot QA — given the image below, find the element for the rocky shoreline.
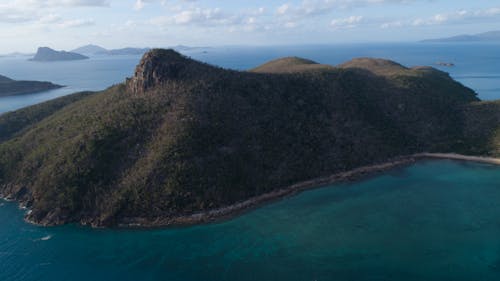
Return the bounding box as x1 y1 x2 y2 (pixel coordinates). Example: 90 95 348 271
3 153 499 229
109 153 500 229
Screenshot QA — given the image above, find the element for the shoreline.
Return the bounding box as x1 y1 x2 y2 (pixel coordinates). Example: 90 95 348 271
112 153 500 229
3 153 499 229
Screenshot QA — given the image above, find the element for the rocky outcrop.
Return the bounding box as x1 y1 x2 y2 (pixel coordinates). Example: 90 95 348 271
30 47 88 62
126 49 220 94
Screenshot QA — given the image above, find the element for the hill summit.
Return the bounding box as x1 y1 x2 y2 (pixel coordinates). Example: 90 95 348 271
31 47 89 62
0 49 498 227
126 49 217 94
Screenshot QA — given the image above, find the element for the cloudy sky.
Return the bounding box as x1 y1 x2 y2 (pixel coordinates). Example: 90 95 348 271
0 0 499 53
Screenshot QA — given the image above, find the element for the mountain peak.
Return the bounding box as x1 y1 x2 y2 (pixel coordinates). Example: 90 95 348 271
31 47 88 61
71 44 108 55
251 57 334 73
339 58 410 76
126 49 215 94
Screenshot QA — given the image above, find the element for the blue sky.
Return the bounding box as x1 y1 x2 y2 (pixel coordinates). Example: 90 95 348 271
0 0 499 53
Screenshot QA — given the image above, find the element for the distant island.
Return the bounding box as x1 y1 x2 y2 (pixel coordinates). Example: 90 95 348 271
30 47 89 62
422 30 500 43
436 62 455 67
71 44 150 56
71 44 108 55
1 49 498 228
0 74 63 97
70 44 209 56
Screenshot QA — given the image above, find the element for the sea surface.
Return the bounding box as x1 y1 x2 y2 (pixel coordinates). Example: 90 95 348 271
2 160 500 281
0 42 499 114
1 43 500 280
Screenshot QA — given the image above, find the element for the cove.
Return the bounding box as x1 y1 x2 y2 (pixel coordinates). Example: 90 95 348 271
1 159 500 281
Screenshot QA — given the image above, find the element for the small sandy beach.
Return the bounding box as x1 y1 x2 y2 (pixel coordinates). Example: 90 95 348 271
115 152 500 228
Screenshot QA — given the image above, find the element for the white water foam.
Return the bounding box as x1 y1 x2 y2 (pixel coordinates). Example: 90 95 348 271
34 235 53 242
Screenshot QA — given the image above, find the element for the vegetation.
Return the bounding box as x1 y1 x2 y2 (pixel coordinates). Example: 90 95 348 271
250 57 334 73
0 49 498 227
0 91 94 142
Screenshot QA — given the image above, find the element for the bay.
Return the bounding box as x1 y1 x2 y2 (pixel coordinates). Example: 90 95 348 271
1 43 500 280
2 160 500 280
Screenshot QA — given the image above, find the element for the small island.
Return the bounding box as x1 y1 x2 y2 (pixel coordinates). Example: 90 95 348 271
422 30 500 43
436 62 455 67
30 47 89 62
0 74 63 97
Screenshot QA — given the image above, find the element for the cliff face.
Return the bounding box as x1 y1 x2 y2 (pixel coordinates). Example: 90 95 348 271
126 49 218 94
0 49 497 227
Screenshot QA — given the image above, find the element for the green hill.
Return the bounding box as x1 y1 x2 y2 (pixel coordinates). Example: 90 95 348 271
251 57 335 73
0 49 498 227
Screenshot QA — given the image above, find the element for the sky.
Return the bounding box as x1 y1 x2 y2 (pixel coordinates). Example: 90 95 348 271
0 0 499 53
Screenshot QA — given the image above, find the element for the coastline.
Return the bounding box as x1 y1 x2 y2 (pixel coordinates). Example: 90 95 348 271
112 152 500 229
5 152 498 228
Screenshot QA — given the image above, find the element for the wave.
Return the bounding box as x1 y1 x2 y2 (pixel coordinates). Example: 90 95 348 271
34 235 53 242
40 235 52 241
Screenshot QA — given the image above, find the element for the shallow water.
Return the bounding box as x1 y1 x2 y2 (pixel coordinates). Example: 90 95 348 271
2 160 500 281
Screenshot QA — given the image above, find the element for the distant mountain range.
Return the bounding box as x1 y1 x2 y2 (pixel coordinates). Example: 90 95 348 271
71 44 150 55
422 31 500 42
30 47 89 62
71 44 108 54
70 44 209 56
0 45 210 58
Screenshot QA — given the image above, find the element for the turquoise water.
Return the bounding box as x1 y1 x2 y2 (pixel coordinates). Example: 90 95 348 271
2 160 500 281
1 43 500 114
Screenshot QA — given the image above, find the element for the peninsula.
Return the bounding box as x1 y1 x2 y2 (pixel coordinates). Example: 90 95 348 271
0 74 63 97
30 47 89 61
422 30 500 43
0 49 499 228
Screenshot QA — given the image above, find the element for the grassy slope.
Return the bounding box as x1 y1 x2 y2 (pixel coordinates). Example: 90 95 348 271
251 57 335 73
0 91 95 142
0 50 497 227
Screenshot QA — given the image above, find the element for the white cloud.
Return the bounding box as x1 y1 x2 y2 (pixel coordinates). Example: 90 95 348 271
331 15 363 29
0 0 108 23
377 6 500 29
51 0 109 6
134 0 145 10
150 6 250 27
59 18 95 28
277 4 290 15
275 0 421 20
38 14 63 24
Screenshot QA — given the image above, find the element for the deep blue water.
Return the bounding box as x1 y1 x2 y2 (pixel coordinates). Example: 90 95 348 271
1 44 500 280
0 43 499 114
2 160 500 281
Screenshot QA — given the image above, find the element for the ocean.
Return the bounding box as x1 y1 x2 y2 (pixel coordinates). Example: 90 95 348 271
0 43 499 114
2 160 500 281
1 43 500 280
